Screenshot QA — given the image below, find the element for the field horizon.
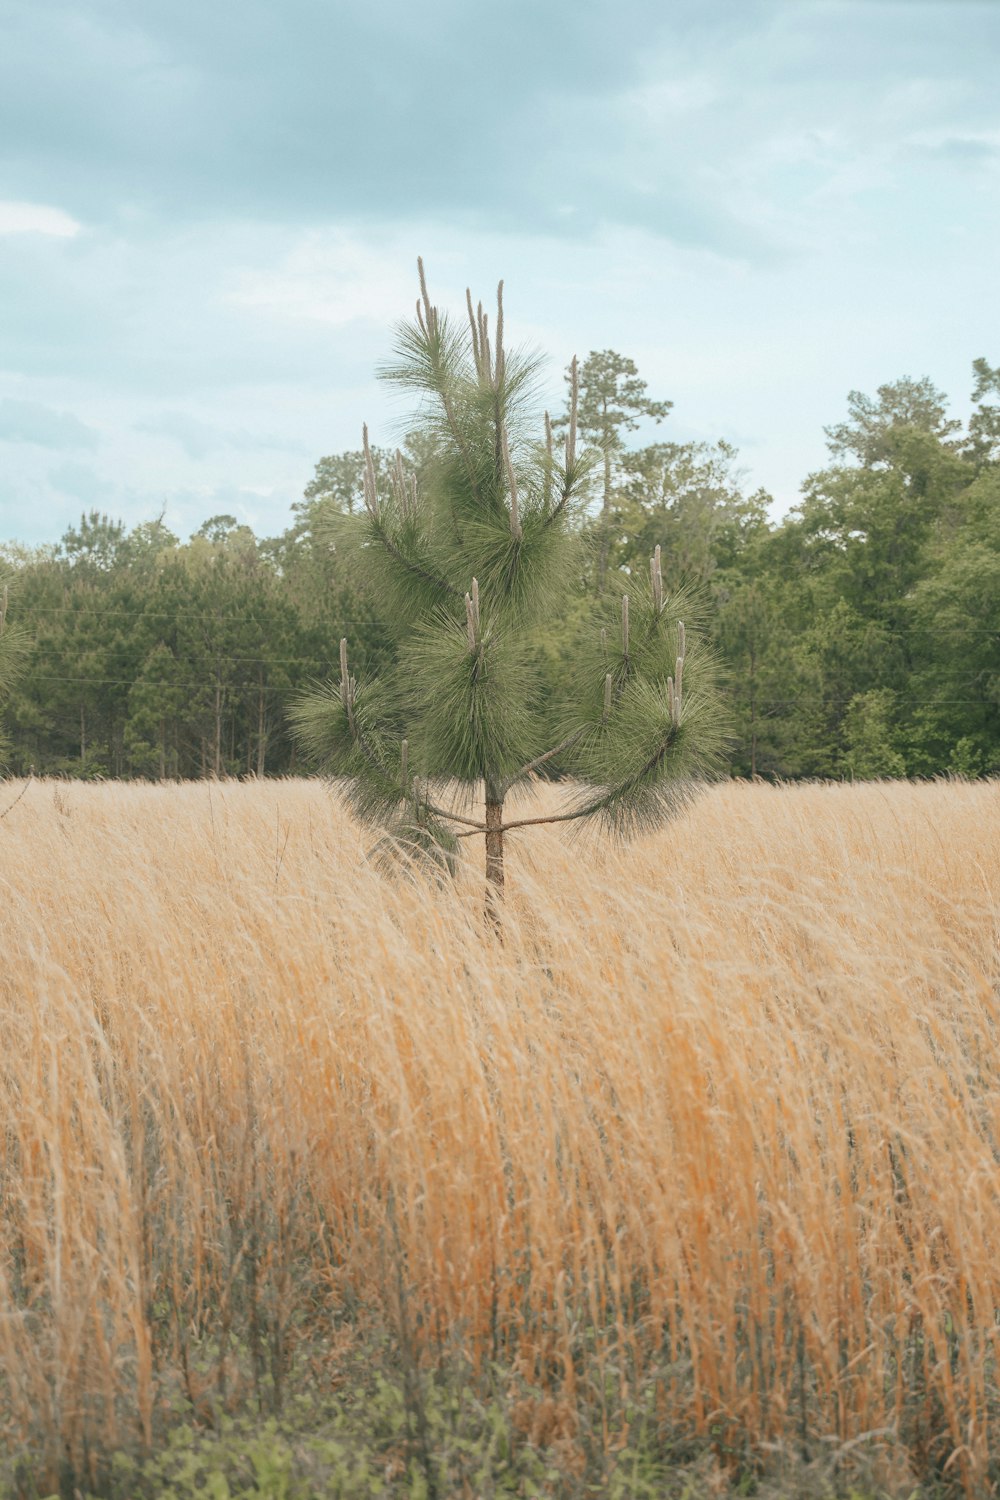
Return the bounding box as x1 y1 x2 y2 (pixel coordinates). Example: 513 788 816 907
1 775 999 1497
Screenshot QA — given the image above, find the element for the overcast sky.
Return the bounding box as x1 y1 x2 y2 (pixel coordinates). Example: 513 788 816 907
1 0 998 546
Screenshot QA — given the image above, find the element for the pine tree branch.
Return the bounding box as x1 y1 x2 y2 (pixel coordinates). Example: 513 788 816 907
339 666 487 832
414 287 483 506
543 355 580 530
371 520 462 600
455 724 682 837
347 706 487 834
422 800 488 831
441 387 484 507
566 725 681 825
542 449 595 530
454 804 592 837
542 481 574 530
350 713 397 790
501 724 590 795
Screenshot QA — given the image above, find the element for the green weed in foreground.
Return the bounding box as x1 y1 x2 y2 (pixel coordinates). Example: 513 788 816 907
4 1333 928 1500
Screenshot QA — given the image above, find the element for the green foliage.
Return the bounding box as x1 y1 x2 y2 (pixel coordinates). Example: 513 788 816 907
553 348 672 456
823 376 961 467
290 266 726 878
552 349 672 592
612 440 770 586
904 466 1000 775
0 581 29 740
2 352 999 787
403 610 538 786
5 1337 900 1500
963 357 1000 469
704 367 1000 780
841 689 907 779
301 433 439 520
0 511 391 779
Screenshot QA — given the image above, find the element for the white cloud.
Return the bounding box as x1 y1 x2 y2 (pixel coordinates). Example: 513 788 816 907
622 74 720 128
0 200 81 237
226 231 424 329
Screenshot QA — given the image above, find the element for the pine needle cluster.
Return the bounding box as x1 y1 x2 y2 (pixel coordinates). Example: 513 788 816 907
291 263 728 894
0 584 28 709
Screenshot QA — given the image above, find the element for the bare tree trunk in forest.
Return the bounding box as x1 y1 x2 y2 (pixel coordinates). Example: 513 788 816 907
213 677 223 778
749 644 758 778
256 671 267 777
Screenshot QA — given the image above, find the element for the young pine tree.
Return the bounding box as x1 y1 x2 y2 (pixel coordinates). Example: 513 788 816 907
291 263 726 912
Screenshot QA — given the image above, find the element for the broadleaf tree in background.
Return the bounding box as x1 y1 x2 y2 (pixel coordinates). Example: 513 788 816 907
611 439 771 588
823 375 961 468
290 262 728 916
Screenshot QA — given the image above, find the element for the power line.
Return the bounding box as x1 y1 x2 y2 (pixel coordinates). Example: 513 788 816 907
10 605 999 634
16 676 1000 706
22 676 308 691
28 653 340 667
13 606 381 625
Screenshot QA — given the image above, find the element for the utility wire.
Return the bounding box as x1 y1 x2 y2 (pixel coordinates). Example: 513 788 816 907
10 605 999 634
28 654 342 667
12 606 382 624
15 675 1000 706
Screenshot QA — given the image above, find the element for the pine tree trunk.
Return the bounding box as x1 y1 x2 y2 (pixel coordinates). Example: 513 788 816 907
484 789 504 927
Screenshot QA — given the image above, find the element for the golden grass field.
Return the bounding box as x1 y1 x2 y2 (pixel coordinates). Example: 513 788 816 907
1 775 999 1494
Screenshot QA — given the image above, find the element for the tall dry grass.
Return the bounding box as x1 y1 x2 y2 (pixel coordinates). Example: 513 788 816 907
1 776 999 1492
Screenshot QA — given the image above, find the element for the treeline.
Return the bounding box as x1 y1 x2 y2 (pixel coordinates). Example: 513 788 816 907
2 354 998 781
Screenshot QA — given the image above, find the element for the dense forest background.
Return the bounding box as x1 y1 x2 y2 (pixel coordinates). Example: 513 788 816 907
2 353 998 782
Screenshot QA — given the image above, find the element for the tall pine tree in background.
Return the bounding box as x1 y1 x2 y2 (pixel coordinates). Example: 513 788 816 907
554 351 672 593
291 262 726 913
